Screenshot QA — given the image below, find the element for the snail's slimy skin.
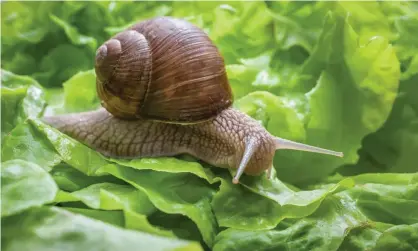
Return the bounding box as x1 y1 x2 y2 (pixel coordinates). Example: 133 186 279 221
43 107 276 176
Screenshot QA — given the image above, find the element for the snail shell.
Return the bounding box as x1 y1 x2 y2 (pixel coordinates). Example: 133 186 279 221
95 16 233 123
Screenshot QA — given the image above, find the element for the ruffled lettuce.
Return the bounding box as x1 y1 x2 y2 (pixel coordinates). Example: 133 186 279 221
1 70 46 141
213 173 418 251
2 206 203 251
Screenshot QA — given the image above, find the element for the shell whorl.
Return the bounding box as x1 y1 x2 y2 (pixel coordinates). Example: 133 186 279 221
96 30 152 119
95 16 233 123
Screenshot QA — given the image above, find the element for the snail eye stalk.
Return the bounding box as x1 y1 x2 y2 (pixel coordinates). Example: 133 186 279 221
232 138 258 184
275 137 344 157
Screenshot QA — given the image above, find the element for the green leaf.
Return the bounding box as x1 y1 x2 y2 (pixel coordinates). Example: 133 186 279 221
334 3 418 176
209 2 274 63
109 157 217 184
105 3 172 35
1 2 51 44
1 206 203 251
1 2 99 86
33 44 92 87
30 118 109 175
56 183 154 214
351 172 418 186
267 1 327 53
272 12 400 184
371 224 418 251
51 163 124 192
1 122 61 171
212 170 354 230
211 175 282 229
1 160 58 217
148 212 206 244
226 47 313 100
213 171 418 250
97 164 219 247
339 73 418 175
2 118 109 175
213 195 381 251
333 2 394 43
345 188 418 225
42 69 100 115
50 14 97 51
64 207 125 227
389 5 418 77
339 226 385 251
54 183 175 237
1 69 46 141
171 1 275 64
340 173 418 225
240 173 354 212
234 91 307 142
61 70 100 113
213 195 372 251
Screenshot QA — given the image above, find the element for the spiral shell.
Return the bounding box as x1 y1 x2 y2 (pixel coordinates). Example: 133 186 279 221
95 16 233 123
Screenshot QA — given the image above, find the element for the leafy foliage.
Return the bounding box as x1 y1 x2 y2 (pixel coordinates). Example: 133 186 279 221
2 1 418 251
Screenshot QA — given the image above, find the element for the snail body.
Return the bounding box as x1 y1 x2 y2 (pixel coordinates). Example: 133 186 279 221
43 107 276 179
43 16 343 183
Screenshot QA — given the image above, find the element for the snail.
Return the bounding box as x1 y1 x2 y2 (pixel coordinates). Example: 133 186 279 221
43 16 343 184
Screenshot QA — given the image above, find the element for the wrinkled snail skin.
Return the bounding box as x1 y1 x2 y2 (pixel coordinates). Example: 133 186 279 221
43 16 344 183
42 107 277 178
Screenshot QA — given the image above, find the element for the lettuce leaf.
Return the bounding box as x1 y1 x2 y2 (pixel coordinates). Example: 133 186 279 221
43 70 101 115
1 2 57 45
2 121 61 171
213 172 418 251
371 224 418 251
337 4 418 176
379 1 418 79
54 182 175 237
63 207 126 227
55 183 155 214
49 14 97 51
271 12 398 184
168 2 276 64
211 170 354 230
1 160 58 217
97 164 219 247
1 206 203 251
50 163 124 192
1 2 96 87
33 44 93 88
267 1 328 53
1 70 46 141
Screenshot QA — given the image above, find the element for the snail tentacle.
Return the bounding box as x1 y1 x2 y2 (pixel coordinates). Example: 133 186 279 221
275 137 344 157
232 137 258 184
